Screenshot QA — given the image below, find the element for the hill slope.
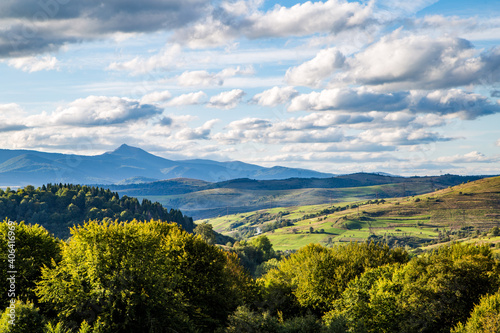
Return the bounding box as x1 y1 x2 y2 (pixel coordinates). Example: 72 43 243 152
202 176 500 251
108 173 489 219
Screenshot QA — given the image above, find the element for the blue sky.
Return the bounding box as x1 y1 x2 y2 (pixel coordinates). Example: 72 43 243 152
0 0 499 176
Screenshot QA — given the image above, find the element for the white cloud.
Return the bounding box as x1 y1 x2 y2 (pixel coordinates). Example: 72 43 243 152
288 87 409 112
173 0 374 48
359 128 452 146
108 44 182 75
497 139 500 147
207 89 245 109
252 86 298 107
177 66 254 87
281 141 396 153
436 151 498 163
218 66 255 77
0 0 209 57
140 90 171 105
175 119 219 140
7 55 58 72
178 70 223 86
243 0 374 39
0 103 24 115
336 32 500 90
167 91 207 106
410 15 500 42
0 103 29 132
221 0 263 16
285 48 345 87
288 87 500 119
415 89 500 120
173 17 238 49
253 151 402 163
224 118 272 130
52 96 162 126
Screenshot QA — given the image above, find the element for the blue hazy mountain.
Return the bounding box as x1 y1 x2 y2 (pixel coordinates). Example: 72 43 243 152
0 144 335 186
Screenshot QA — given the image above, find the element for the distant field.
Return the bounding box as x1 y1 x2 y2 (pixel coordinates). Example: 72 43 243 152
199 176 500 252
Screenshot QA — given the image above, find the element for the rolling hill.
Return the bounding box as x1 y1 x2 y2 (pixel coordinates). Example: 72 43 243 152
200 176 500 251
0 144 335 186
107 173 489 219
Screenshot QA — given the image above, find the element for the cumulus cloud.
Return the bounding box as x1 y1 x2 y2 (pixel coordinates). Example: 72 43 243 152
173 0 374 48
359 128 453 146
0 103 30 132
288 87 500 120
288 88 409 112
0 0 209 57
0 103 24 115
252 86 298 107
52 96 162 126
214 120 344 145
175 119 219 140
335 32 500 90
167 91 207 106
158 117 173 127
243 0 373 38
414 89 500 120
274 112 375 131
0 124 29 132
140 90 171 105
178 70 223 86
7 55 58 72
207 89 245 109
285 48 345 87
177 66 254 87
173 16 238 49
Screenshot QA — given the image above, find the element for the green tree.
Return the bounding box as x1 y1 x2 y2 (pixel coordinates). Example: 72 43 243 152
223 306 280 333
250 235 275 261
332 243 500 333
194 221 216 245
0 220 61 308
452 291 500 333
260 242 408 316
0 300 45 333
36 220 245 332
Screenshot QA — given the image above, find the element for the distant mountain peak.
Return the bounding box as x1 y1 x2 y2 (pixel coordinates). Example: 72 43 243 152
108 144 148 156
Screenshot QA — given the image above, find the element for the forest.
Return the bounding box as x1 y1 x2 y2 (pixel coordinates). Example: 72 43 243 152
0 184 194 238
1 218 500 332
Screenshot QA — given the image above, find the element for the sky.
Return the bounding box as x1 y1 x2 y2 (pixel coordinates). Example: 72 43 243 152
0 0 500 176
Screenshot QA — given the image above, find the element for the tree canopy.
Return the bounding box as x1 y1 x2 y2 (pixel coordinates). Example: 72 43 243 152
36 220 252 332
0 184 194 239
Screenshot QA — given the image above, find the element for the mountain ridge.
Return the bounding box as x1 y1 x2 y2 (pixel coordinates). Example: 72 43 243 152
0 144 336 186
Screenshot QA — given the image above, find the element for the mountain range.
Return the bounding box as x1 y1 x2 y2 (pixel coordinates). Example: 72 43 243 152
0 144 335 186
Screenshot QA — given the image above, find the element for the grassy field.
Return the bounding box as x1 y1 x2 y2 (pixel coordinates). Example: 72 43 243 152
198 176 500 252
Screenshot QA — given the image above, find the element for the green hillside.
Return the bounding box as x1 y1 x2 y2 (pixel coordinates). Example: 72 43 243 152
111 173 488 219
200 176 500 251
